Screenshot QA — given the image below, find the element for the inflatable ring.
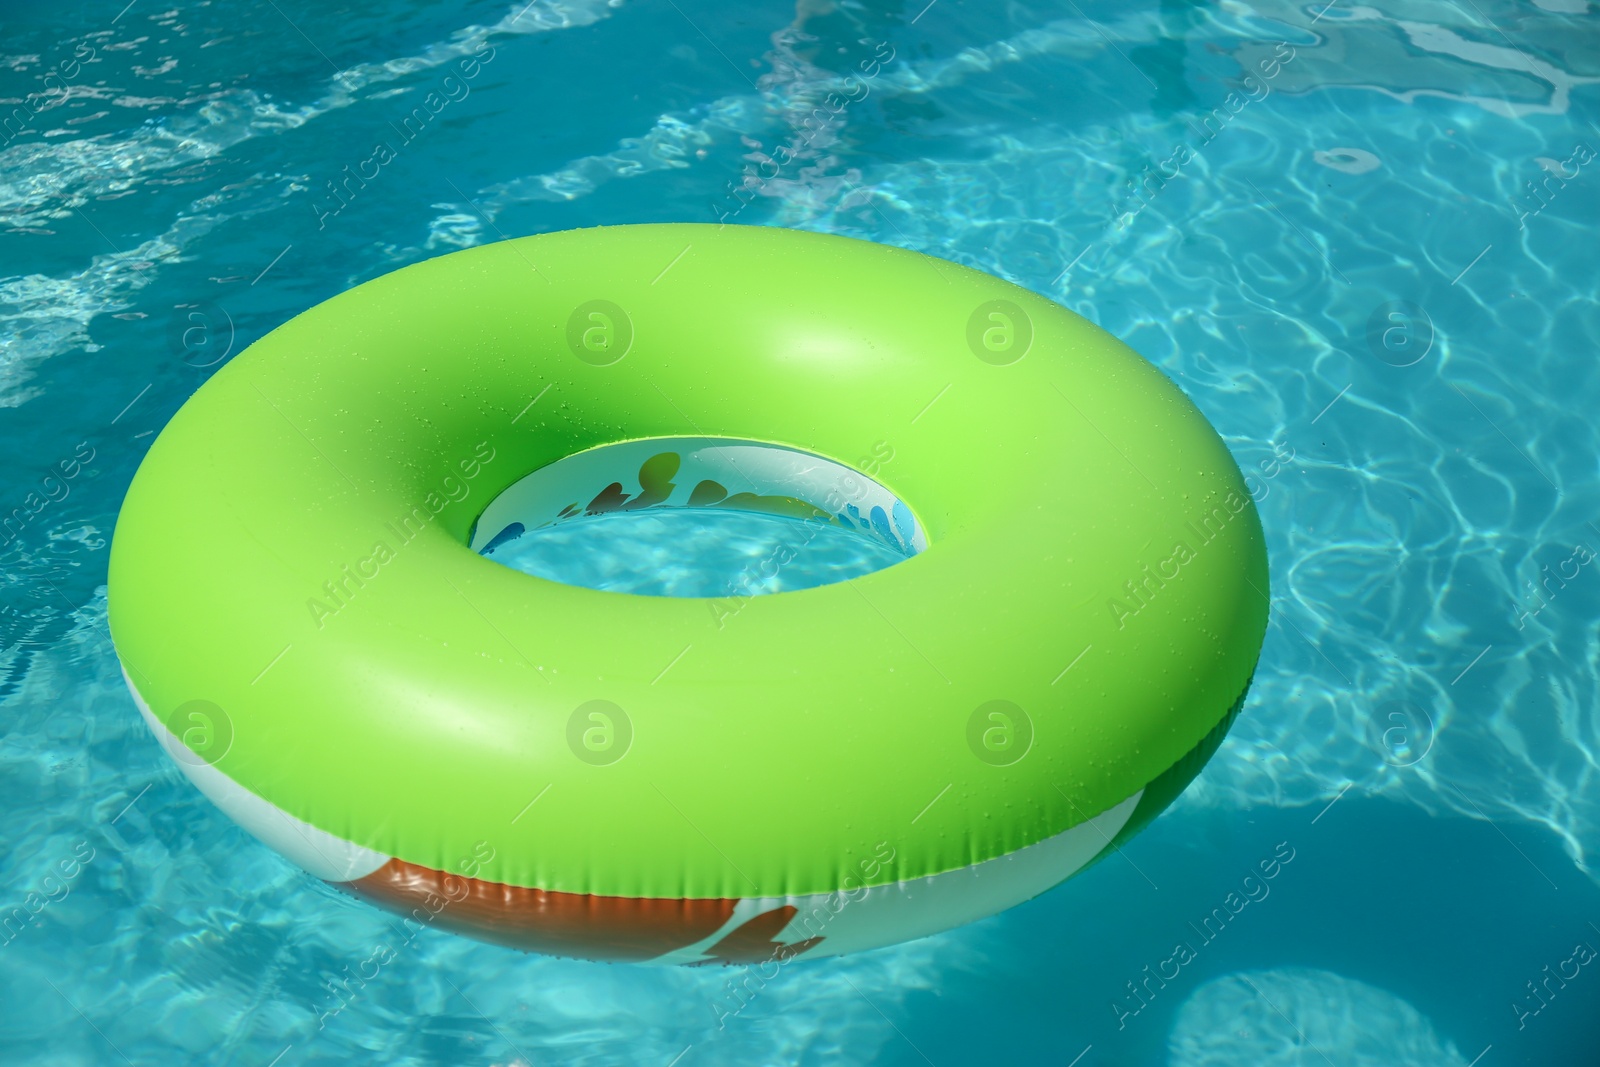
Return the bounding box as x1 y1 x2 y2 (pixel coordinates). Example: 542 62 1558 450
109 224 1267 963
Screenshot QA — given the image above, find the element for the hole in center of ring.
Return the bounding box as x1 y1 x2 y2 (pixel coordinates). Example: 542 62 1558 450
469 437 925 597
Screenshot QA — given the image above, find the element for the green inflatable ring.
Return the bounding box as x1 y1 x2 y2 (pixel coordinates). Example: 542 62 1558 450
108 223 1268 964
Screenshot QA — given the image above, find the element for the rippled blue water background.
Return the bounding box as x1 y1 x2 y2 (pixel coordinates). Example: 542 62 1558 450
4 1 1600 1063
483 508 915 597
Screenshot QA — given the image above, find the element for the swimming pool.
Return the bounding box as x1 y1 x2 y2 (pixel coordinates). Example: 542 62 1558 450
3 0 1598 1063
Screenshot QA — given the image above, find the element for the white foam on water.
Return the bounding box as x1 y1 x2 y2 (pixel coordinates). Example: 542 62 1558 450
0 0 621 229
1235 0 1600 119
1168 967 1470 1066
0 1 623 407
0 180 287 408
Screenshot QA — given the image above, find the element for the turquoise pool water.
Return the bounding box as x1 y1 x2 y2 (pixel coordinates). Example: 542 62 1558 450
481 508 913 596
4 1 1600 1064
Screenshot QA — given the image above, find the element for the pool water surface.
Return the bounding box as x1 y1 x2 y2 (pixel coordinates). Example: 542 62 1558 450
3 1 1599 1064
